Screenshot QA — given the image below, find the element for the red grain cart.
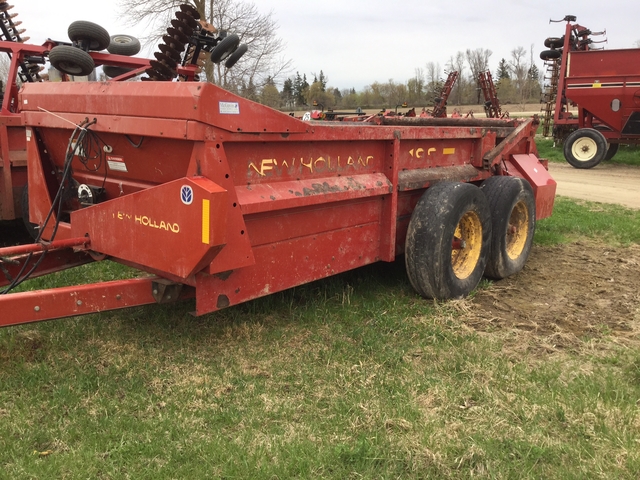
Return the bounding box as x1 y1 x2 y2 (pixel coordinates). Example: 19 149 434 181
542 16 640 168
0 78 556 327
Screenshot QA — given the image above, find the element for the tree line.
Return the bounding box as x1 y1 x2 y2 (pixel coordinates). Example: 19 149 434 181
247 47 543 111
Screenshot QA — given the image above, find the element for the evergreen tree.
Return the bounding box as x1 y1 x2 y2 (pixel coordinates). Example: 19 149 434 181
496 58 511 80
281 78 294 109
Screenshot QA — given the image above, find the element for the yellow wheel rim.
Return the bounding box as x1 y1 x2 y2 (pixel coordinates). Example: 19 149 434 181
451 211 483 280
571 137 597 162
506 200 530 260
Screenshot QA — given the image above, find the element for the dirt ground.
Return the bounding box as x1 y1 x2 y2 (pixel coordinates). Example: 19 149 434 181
467 242 640 343
549 162 640 209
467 163 640 344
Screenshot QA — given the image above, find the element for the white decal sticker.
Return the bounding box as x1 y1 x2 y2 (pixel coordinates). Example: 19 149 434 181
219 101 240 114
107 155 128 172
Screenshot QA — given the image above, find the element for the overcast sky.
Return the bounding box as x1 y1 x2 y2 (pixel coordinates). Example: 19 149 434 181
16 1 640 90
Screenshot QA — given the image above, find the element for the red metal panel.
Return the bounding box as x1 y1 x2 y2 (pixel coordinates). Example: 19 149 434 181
506 154 557 220
243 197 383 248
194 222 382 315
236 173 391 215
225 140 386 185
20 82 308 134
71 177 228 279
186 143 256 275
568 49 640 77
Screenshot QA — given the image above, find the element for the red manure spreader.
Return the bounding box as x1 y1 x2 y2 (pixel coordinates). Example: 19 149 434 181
541 15 640 168
0 4 556 327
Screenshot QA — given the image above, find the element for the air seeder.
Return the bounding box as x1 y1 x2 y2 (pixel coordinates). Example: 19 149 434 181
0 4 556 327
540 15 640 168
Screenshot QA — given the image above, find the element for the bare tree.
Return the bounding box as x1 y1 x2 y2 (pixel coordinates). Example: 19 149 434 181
509 46 529 107
424 61 442 104
118 0 291 91
465 48 492 104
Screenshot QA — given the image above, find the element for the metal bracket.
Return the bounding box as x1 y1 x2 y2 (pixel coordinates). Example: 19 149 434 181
151 279 183 304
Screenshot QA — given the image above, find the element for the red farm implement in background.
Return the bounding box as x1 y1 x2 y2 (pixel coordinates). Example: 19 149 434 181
0 4 556 328
540 15 640 168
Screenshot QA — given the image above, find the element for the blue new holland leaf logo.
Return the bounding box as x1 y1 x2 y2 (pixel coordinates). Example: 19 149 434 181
181 185 193 205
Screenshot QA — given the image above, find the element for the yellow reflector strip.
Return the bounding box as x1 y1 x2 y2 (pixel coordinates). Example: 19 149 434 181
593 82 602 88
202 199 210 244
443 148 456 155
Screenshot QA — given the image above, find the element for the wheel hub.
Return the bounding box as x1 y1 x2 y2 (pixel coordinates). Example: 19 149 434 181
451 211 483 280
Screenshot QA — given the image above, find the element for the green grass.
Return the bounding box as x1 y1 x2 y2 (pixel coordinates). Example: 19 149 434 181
536 137 640 166
535 197 640 245
1 199 640 479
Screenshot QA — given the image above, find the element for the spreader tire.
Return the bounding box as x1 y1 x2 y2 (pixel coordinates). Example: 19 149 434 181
544 36 564 49
604 142 619 161
563 128 607 169
224 43 247 68
21 185 38 240
107 34 141 56
210 34 240 63
405 182 491 299
49 45 95 76
480 176 536 280
540 49 561 60
68 20 110 51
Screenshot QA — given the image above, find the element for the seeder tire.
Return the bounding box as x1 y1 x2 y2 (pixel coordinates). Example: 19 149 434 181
210 34 239 63
49 45 95 76
224 43 247 68
540 49 561 60
480 176 536 280
68 20 111 51
405 182 491 299
107 34 141 56
103 65 133 79
563 128 607 169
544 36 564 49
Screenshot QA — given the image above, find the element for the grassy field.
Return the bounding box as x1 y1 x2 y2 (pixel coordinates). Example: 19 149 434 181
536 138 640 167
1 198 640 478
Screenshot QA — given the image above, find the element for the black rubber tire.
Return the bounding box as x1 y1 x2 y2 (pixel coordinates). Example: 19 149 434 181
49 45 95 76
604 142 619 161
224 43 247 68
68 20 111 51
103 65 133 78
479 176 536 280
107 34 141 56
544 36 564 49
563 128 607 169
21 185 38 240
405 182 491 300
540 49 561 61
210 34 240 63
